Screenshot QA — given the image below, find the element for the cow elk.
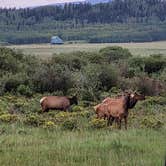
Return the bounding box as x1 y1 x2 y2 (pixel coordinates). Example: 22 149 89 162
40 95 78 112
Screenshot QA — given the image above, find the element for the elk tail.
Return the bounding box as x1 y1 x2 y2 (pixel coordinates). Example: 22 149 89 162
40 97 47 104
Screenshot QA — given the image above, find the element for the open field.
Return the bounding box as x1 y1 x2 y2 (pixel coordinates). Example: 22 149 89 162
0 124 166 166
0 94 166 166
0 44 166 165
6 41 166 58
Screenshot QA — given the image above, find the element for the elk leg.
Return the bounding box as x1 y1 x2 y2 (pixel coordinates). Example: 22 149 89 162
115 118 119 129
124 116 127 130
108 116 115 126
118 119 122 129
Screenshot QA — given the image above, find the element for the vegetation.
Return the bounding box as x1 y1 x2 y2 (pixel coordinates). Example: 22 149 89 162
0 46 166 165
0 47 165 97
7 41 166 58
1 0 166 43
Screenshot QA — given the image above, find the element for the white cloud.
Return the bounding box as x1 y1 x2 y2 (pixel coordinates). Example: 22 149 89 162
0 0 85 8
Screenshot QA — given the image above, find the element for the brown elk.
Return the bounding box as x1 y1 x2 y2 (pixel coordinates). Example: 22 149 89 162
94 92 145 129
40 96 78 112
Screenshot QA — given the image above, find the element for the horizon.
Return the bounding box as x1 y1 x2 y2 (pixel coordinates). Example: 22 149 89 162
0 0 85 8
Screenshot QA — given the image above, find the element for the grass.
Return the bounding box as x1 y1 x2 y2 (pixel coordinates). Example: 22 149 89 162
0 124 165 166
0 94 165 165
6 41 166 59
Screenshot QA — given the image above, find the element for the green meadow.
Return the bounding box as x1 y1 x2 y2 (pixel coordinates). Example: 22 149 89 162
0 44 166 166
7 41 166 58
0 124 165 166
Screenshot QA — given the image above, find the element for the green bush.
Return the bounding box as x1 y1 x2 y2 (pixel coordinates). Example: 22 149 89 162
144 55 166 74
129 55 166 74
0 47 23 73
132 76 164 96
17 84 33 97
0 73 30 94
43 121 56 129
71 106 84 112
141 116 164 129
52 53 86 71
99 65 118 91
61 118 78 130
32 63 73 93
99 46 132 62
142 96 166 106
0 114 17 123
89 118 107 129
24 114 45 127
55 112 72 122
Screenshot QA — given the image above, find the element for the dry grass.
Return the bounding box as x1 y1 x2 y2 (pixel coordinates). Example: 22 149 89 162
7 41 166 59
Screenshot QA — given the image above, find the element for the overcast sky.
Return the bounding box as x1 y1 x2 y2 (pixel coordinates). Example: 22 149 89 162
0 0 85 8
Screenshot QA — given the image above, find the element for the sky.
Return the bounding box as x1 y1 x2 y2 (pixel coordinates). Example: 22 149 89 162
0 0 85 8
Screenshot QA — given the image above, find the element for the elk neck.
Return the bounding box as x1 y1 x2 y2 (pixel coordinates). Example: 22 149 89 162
129 97 138 109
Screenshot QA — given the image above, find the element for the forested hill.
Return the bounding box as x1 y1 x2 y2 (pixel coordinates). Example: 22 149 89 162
1 0 166 44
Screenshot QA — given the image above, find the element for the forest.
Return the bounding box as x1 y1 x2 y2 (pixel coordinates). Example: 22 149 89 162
1 0 166 44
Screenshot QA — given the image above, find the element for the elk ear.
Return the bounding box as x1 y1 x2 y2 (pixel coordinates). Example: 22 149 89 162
134 90 137 94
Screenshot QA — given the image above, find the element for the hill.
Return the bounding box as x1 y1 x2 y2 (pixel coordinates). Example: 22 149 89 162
0 0 166 44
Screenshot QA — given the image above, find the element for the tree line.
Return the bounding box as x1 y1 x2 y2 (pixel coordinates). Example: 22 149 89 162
1 0 166 44
1 0 166 26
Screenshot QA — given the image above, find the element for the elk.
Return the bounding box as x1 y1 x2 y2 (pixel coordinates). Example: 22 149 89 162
94 92 145 129
40 95 78 112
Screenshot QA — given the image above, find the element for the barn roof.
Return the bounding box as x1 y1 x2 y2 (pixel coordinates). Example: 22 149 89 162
51 36 64 44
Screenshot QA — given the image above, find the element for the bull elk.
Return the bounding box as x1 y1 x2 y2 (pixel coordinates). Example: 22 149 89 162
94 92 145 129
40 95 78 112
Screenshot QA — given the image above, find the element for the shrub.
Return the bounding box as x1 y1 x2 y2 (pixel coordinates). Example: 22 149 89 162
129 55 166 74
52 53 85 71
99 64 118 91
141 116 164 129
99 91 110 100
71 106 84 112
89 118 107 129
0 114 17 123
32 63 73 93
132 76 165 96
99 46 132 62
24 114 45 127
17 84 33 97
61 118 78 130
0 47 23 73
82 52 106 64
43 121 56 129
142 96 166 106
0 73 30 94
128 57 145 73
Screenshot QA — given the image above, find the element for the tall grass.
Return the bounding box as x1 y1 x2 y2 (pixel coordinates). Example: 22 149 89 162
0 124 165 166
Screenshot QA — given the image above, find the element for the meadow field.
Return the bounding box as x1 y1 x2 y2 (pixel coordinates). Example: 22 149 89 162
7 41 166 58
0 124 165 166
0 94 166 166
0 45 166 166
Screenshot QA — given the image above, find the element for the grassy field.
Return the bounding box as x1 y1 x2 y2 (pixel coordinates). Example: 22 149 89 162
0 43 166 166
6 41 166 58
0 94 166 166
0 124 165 166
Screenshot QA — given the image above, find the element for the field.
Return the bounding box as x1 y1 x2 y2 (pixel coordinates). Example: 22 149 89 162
0 124 165 166
0 93 165 166
7 41 166 58
0 43 166 166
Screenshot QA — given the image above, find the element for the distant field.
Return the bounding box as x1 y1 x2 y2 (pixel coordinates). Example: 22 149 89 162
6 41 166 58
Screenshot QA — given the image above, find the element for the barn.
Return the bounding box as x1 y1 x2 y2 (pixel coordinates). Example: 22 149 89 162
50 36 64 44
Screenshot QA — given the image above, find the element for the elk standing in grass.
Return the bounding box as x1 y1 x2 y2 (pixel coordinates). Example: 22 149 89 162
94 92 145 129
40 96 78 112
